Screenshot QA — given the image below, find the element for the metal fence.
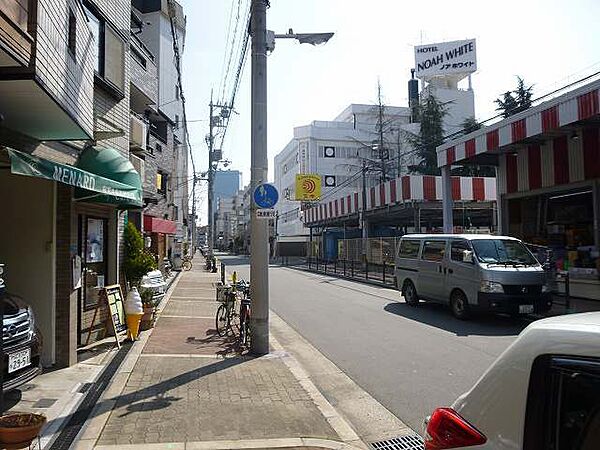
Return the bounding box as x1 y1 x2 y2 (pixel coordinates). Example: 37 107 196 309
337 238 399 264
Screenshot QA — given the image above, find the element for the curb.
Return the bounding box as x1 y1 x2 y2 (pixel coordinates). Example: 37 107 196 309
92 437 364 449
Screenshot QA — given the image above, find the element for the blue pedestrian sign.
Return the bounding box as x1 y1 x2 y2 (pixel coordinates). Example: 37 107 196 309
253 183 279 208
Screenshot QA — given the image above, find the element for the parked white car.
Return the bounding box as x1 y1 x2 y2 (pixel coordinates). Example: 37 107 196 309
423 312 600 449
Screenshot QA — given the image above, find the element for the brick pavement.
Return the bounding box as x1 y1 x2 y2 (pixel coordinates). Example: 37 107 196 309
88 259 354 449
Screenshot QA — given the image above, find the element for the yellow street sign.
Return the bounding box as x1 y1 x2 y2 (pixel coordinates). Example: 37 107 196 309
295 174 321 201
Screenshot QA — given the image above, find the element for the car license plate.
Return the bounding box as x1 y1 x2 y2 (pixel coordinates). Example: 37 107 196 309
8 349 31 374
519 304 534 314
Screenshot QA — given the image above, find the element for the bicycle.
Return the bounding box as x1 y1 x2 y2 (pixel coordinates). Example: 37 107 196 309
215 285 238 336
236 280 251 348
182 254 192 271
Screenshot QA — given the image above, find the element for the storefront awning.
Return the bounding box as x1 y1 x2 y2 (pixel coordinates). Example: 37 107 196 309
7 149 143 208
144 216 177 235
74 147 143 208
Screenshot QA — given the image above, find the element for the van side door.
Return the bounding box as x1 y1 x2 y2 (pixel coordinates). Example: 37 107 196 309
447 239 479 305
418 240 447 302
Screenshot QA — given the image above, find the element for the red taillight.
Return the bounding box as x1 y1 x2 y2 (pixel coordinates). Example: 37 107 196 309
424 407 486 449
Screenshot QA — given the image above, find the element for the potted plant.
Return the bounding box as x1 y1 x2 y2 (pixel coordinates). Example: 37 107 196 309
123 223 157 289
139 288 156 331
0 412 46 447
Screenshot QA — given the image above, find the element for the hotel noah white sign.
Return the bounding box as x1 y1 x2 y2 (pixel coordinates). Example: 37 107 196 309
414 39 477 79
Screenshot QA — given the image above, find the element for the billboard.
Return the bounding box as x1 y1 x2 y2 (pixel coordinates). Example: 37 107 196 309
295 174 321 201
414 39 476 80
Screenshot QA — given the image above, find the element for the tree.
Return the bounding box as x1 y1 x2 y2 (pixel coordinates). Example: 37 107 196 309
461 116 482 135
494 76 533 118
407 92 447 176
123 222 157 287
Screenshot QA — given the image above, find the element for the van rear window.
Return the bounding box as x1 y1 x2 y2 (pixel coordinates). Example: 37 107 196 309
398 240 420 258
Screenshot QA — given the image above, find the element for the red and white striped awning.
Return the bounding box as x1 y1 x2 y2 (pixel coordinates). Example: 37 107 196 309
437 79 600 170
304 175 496 224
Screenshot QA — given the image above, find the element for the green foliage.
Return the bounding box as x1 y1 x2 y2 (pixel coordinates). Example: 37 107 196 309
495 76 533 118
123 222 157 287
461 116 482 135
407 93 447 175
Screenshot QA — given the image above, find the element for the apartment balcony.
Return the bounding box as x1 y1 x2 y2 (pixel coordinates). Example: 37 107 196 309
0 0 95 144
130 33 158 115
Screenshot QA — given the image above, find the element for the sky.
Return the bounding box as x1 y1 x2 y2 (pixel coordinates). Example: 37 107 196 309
181 0 600 224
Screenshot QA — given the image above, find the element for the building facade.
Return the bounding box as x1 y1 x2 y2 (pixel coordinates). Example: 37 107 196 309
274 104 417 240
131 0 189 267
214 170 242 203
438 78 600 298
0 0 189 369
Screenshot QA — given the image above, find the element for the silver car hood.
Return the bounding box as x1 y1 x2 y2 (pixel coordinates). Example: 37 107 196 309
480 265 546 285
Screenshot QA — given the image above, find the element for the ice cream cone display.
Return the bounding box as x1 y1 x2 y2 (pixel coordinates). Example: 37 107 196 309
126 313 143 340
125 287 144 341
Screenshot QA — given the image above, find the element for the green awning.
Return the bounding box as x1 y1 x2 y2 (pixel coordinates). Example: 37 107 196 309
7 149 143 208
74 147 143 208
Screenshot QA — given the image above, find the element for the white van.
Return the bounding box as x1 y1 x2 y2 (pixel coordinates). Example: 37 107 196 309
394 234 552 319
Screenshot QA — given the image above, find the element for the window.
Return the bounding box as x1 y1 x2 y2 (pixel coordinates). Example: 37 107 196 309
472 239 538 265
84 4 125 94
524 356 600 450
68 9 76 58
324 175 336 187
131 46 147 68
156 172 168 194
398 239 420 258
156 172 162 191
324 146 336 158
450 240 471 262
422 241 446 262
155 142 162 153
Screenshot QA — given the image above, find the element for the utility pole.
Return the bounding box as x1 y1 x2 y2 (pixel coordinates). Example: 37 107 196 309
207 96 215 260
250 0 269 355
361 160 368 264
206 93 230 261
376 81 387 183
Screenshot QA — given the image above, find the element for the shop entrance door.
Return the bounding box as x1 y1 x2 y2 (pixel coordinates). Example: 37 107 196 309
78 216 108 343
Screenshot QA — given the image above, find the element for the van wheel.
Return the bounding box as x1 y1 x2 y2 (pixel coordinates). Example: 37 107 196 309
403 280 419 306
450 290 470 320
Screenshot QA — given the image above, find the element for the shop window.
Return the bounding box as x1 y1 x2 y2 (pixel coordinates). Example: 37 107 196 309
79 217 108 309
84 3 125 96
422 241 446 262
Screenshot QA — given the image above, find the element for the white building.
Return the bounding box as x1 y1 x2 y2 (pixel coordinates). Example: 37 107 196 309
274 104 418 239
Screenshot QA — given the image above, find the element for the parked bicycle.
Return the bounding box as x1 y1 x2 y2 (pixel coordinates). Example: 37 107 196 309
182 254 192 271
214 279 252 348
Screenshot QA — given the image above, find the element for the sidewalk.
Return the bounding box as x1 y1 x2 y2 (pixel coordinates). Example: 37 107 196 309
72 258 367 450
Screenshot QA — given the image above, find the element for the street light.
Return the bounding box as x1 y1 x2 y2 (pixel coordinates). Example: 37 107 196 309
250 0 334 355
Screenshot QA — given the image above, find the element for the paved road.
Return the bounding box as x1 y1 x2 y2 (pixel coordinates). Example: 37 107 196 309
220 255 527 433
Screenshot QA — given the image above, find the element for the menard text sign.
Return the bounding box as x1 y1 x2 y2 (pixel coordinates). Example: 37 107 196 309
7 149 142 206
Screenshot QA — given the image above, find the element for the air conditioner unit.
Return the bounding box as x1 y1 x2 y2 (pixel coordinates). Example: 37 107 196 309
129 153 145 182
130 115 148 150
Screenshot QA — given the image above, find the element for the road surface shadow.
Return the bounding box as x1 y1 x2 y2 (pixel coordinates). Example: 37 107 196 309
384 301 530 336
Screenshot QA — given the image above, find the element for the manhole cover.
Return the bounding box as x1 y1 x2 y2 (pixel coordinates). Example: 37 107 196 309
369 433 424 450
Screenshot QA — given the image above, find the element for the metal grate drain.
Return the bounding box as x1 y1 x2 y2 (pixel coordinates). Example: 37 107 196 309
369 433 424 450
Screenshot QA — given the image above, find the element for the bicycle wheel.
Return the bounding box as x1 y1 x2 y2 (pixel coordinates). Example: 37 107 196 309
239 305 250 347
182 260 192 271
215 304 229 336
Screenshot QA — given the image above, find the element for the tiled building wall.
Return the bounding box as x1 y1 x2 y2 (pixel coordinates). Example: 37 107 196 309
130 37 158 104
36 0 95 138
